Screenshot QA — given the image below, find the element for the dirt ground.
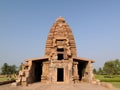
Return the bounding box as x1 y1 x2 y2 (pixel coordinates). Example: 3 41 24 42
0 82 120 90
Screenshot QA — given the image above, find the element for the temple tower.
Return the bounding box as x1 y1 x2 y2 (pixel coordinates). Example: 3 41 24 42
18 17 95 85
45 16 77 58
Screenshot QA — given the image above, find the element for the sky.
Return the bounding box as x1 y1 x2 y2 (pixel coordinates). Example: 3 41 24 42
0 0 120 69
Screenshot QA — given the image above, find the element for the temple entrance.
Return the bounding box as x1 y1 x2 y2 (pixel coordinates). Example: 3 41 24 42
57 68 64 81
33 61 42 82
77 61 88 80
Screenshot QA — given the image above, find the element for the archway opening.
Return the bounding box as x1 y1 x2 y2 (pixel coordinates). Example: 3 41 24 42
78 61 88 80
33 61 42 82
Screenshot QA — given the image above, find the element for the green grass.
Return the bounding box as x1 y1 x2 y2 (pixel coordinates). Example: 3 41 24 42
95 75 120 82
0 75 13 82
0 77 11 82
95 75 120 88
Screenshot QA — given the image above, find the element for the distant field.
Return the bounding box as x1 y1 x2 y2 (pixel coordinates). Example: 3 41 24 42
0 75 14 82
95 75 120 88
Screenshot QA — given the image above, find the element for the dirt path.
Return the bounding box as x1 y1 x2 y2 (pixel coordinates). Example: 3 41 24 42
0 83 119 90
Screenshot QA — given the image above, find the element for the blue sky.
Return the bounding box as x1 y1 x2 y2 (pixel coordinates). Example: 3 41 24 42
0 0 120 69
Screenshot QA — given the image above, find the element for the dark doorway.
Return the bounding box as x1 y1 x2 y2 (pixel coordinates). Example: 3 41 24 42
34 61 42 82
58 54 64 60
77 61 87 80
57 68 64 81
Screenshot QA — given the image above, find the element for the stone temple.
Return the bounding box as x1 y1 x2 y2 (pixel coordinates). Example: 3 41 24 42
18 17 95 85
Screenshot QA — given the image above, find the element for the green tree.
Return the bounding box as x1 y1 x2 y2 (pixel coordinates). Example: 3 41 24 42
113 59 120 74
1 63 17 76
9 65 17 74
1 63 9 75
103 59 120 75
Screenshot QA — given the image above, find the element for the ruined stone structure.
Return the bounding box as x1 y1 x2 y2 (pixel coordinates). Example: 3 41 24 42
17 17 95 85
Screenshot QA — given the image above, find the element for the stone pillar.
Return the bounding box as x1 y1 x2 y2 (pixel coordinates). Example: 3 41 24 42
48 62 55 83
41 62 49 83
49 66 53 83
89 61 93 83
85 61 93 83
73 62 79 83
68 61 73 83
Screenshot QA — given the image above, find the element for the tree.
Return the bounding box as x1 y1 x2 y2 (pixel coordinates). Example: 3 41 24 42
9 65 17 74
103 59 120 75
113 59 120 74
1 63 17 76
1 63 9 75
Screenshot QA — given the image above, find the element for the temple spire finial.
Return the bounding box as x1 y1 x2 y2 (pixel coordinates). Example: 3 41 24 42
56 16 65 22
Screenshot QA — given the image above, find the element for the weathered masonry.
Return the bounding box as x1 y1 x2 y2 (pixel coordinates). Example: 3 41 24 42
18 17 95 85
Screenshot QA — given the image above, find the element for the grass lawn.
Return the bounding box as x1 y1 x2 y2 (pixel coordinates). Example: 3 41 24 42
95 75 120 88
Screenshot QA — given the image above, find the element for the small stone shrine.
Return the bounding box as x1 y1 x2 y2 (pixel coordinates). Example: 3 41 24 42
17 17 95 85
